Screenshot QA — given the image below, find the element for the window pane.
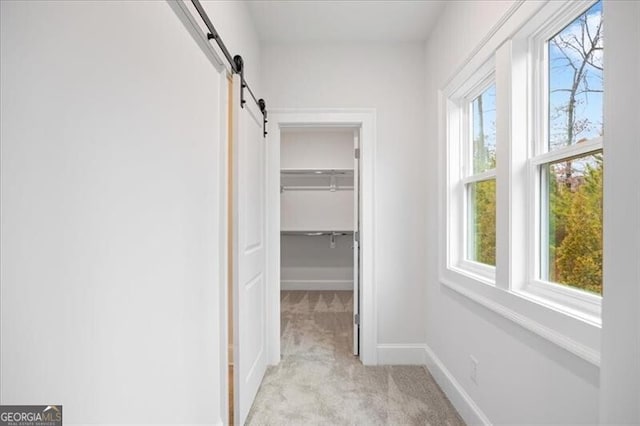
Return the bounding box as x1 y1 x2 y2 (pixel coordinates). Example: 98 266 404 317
468 179 496 266
471 84 496 173
544 152 603 294
548 1 603 151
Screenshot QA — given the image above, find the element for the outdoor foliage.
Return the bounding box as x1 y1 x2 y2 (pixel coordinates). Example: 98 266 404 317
549 155 603 294
472 179 496 266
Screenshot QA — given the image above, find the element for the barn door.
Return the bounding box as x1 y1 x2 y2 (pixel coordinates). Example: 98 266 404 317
231 74 267 425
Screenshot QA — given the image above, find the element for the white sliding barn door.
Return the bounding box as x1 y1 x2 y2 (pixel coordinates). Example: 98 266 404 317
231 74 267 425
353 129 360 356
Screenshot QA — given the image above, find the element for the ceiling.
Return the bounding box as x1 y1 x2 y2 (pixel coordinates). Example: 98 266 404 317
245 1 446 44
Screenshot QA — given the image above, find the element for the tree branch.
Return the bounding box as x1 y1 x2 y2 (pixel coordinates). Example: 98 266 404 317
552 38 578 72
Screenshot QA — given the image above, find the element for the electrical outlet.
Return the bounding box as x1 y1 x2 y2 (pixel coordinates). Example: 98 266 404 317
470 356 479 384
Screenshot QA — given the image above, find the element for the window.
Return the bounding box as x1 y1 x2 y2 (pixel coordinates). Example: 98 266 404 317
444 62 497 283
442 0 606 340
537 1 603 296
467 84 496 267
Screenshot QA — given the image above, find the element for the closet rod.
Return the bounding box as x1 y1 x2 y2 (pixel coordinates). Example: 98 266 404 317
281 231 353 236
190 0 268 136
280 170 354 176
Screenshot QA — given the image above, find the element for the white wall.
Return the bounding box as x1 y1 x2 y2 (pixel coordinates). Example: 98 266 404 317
423 1 635 424
201 0 262 96
280 128 355 232
281 235 354 290
279 128 355 291
281 129 355 170
264 43 428 350
599 0 640 423
0 1 258 424
281 191 354 232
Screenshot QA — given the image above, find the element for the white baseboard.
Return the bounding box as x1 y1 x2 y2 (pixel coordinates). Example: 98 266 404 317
423 344 491 425
376 343 428 365
281 279 353 291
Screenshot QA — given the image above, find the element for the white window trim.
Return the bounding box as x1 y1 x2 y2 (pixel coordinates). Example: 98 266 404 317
439 0 602 366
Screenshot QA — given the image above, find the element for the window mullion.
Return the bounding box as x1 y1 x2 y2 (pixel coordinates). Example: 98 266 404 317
496 39 530 292
495 42 511 290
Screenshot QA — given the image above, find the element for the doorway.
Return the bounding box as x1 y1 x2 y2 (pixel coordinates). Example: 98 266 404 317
279 127 361 355
266 109 377 366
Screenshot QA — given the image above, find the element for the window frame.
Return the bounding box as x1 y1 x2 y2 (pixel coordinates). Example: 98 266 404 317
448 62 497 284
464 80 497 271
519 0 603 322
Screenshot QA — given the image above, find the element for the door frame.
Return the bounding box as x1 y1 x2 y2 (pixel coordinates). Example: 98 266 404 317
266 108 378 365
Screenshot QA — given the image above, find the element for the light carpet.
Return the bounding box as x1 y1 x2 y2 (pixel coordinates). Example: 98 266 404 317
246 291 464 425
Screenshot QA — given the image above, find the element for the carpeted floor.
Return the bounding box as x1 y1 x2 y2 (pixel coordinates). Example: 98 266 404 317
246 290 465 425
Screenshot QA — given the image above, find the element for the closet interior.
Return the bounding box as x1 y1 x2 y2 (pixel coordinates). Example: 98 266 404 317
280 127 360 355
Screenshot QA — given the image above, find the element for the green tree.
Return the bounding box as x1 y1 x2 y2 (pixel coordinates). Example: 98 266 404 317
547 168 572 282
554 157 603 293
473 179 496 266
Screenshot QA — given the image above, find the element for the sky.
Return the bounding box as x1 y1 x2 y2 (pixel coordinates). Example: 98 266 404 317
548 0 603 150
472 84 496 173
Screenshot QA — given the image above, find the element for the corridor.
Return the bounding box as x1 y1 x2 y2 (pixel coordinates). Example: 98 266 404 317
2 1 639 424
246 291 463 425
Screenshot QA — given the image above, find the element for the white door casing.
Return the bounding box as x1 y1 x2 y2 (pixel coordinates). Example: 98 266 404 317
232 74 268 425
266 109 377 365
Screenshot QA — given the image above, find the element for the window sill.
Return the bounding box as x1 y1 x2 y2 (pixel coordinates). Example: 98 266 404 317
453 260 496 286
517 280 601 327
439 267 601 366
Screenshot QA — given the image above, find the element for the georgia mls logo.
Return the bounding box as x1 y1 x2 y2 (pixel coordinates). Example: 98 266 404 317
0 405 62 426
